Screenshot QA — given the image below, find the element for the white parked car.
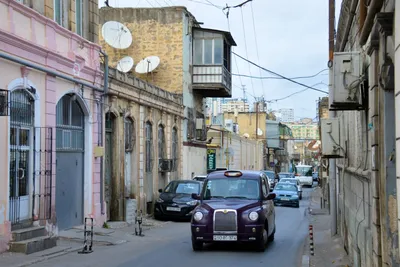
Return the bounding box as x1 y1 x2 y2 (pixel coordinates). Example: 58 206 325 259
295 164 314 187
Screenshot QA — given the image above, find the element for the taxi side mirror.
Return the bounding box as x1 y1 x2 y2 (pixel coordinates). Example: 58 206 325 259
266 193 276 200
191 193 200 200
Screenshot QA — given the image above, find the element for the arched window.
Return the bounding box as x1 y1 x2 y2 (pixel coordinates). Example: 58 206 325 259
172 127 178 171
145 121 153 172
158 125 165 160
125 118 135 152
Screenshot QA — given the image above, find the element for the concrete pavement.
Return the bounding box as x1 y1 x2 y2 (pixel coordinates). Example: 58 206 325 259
0 189 314 267
305 186 351 267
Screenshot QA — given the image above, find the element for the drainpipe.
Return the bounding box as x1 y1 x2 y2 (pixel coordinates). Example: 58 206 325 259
329 0 337 236
0 51 103 92
359 0 384 46
339 0 359 51
99 50 109 215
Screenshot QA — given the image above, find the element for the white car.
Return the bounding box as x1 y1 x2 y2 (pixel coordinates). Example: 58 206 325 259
295 164 314 187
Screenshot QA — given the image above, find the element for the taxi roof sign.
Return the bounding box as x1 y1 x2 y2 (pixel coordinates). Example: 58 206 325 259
224 171 243 177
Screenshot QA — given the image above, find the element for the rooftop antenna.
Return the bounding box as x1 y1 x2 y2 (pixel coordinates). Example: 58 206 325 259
102 21 132 49
242 85 247 103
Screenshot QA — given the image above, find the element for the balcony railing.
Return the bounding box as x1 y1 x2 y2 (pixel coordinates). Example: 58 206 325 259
192 65 232 97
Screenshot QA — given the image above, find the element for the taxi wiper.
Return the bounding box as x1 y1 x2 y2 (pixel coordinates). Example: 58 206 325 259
210 196 225 199
225 196 250 199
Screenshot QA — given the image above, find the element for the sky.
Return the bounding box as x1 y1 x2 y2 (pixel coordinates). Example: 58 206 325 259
99 0 343 120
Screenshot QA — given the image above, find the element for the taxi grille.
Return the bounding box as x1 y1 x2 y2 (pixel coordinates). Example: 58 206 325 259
214 210 236 232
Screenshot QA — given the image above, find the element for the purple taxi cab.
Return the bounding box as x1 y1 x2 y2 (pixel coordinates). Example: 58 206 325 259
190 170 276 252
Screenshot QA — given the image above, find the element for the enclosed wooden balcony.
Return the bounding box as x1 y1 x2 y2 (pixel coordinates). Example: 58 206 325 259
192 27 237 98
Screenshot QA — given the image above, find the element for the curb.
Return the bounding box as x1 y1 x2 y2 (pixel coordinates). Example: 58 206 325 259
10 247 81 267
301 255 310 267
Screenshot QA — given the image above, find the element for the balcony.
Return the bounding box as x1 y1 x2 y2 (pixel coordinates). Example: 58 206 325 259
192 65 232 97
192 27 236 98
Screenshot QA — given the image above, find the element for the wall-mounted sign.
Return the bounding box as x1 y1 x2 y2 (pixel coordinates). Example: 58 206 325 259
207 148 216 170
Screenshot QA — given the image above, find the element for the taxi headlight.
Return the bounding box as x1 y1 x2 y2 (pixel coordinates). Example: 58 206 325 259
193 211 203 221
249 211 259 221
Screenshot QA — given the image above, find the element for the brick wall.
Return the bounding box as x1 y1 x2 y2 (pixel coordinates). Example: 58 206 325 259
99 7 185 94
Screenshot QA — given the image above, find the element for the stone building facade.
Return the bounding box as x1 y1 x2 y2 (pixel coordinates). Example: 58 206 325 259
104 68 183 218
326 0 398 266
0 0 104 253
99 6 236 180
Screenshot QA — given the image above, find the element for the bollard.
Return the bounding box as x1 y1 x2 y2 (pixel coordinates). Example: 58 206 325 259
309 224 314 256
134 210 144 236
78 218 94 254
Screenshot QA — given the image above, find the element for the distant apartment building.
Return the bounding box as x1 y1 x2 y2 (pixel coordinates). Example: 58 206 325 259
287 123 319 140
221 98 249 113
278 108 295 122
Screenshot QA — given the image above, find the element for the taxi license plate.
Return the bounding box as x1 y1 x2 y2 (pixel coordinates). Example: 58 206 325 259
213 235 237 241
166 207 181 212
281 197 289 201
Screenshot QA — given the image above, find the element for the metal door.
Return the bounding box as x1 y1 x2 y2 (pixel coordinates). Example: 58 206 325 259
56 152 83 230
55 94 84 230
105 130 112 221
9 89 34 225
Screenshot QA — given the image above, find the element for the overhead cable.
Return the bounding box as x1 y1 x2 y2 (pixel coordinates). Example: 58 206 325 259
232 51 329 94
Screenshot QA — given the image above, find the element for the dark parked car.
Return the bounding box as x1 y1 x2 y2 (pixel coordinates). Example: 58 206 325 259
193 175 207 182
154 180 202 220
263 170 278 190
190 170 276 252
273 183 300 208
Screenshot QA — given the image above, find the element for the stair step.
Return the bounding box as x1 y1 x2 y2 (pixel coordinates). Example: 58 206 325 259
9 236 57 255
12 226 46 242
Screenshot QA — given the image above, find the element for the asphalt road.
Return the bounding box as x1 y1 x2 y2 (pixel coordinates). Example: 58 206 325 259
31 187 314 267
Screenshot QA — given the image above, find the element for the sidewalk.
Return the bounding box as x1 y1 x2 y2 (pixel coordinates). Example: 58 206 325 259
304 187 351 267
0 217 169 267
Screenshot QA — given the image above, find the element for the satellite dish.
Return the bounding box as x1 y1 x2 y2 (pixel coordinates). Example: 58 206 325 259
135 56 160 74
102 21 132 49
257 128 263 136
117 56 134 73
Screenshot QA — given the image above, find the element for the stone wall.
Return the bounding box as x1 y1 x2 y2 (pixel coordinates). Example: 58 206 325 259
99 7 186 94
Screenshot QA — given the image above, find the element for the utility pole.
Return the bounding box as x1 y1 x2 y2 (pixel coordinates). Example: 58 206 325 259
255 100 259 140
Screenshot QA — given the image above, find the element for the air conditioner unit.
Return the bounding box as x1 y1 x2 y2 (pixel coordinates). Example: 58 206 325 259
159 159 173 172
321 118 343 158
196 118 204 130
331 52 364 110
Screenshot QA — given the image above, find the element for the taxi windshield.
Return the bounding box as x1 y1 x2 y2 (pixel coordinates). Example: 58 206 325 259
201 178 260 200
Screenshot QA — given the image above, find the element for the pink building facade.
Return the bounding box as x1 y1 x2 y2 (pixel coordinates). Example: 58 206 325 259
0 0 106 252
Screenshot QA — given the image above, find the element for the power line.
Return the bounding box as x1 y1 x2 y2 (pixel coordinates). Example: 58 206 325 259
240 7 255 96
249 1 265 97
223 0 253 10
232 69 328 80
232 51 329 94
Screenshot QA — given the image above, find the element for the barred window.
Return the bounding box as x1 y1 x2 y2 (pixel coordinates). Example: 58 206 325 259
125 118 135 152
172 127 178 171
158 125 165 160
145 121 153 172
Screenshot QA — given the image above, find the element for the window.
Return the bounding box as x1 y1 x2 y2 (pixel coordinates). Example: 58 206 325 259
145 121 153 172
54 0 63 26
75 0 83 36
193 38 224 65
125 118 135 152
172 127 178 171
158 125 165 161
261 178 268 197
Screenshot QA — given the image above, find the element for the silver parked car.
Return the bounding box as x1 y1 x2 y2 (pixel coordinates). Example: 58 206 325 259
278 178 302 200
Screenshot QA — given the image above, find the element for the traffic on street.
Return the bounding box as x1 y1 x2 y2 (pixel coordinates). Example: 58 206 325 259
25 184 315 267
